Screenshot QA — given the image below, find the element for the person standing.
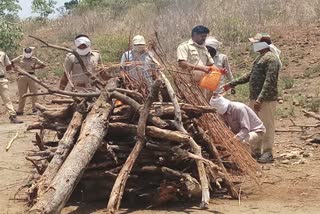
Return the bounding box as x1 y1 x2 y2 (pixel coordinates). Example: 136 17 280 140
177 25 214 100
224 33 281 163
120 35 157 87
59 34 102 91
0 51 23 123
12 47 46 115
205 36 234 94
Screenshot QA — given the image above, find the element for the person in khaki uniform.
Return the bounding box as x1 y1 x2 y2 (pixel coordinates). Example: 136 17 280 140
224 33 282 163
177 25 214 100
0 51 23 123
12 47 46 115
59 34 102 91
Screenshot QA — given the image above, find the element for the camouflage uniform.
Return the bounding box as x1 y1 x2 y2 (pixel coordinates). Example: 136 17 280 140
229 51 281 154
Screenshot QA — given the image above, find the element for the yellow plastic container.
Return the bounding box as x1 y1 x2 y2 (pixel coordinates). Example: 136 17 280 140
199 70 222 91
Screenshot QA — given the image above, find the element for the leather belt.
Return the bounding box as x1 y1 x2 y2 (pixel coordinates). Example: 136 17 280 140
0 75 4 78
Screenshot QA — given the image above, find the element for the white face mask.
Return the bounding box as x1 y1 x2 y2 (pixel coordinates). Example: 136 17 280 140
76 47 91 56
133 45 146 53
23 52 32 58
253 42 270 52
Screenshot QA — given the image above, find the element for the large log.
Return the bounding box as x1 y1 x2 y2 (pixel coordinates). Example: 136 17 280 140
36 111 84 197
28 79 117 214
106 80 161 214
159 70 210 208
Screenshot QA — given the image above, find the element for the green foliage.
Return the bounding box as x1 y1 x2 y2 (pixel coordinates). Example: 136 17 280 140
94 34 128 63
276 105 295 119
64 0 79 11
0 18 22 55
306 99 320 113
281 75 294 90
32 0 57 18
304 64 320 78
0 0 21 16
53 67 64 77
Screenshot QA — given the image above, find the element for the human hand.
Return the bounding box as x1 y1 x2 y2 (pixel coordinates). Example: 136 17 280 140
222 83 232 92
253 100 262 112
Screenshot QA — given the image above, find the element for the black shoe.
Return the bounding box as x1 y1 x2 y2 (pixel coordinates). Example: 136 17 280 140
258 152 273 163
251 152 262 160
16 111 24 116
32 108 38 115
9 115 23 124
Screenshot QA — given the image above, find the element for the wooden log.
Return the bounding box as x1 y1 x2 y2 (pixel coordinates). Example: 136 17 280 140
159 70 210 208
109 91 168 128
193 124 239 198
302 109 320 121
28 79 117 214
27 122 68 133
108 123 190 143
36 111 84 197
106 80 161 214
51 99 74 104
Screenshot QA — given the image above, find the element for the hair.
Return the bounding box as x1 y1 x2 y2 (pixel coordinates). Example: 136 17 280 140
191 25 210 36
260 37 272 45
75 34 89 40
24 47 32 53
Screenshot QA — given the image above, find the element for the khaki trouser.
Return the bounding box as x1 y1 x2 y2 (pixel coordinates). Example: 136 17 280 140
17 75 38 112
0 79 16 116
242 131 265 154
249 100 276 153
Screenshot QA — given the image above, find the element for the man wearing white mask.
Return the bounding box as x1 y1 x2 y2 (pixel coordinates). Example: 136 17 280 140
120 35 157 87
12 47 46 115
59 34 102 91
210 95 266 157
223 33 281 163
205 37 234 94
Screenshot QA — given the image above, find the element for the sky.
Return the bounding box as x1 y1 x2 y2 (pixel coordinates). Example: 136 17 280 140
18 0 69 19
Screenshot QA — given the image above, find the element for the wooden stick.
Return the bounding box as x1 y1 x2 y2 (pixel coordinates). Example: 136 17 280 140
106 80 161 214
275 129 304 133
5 132 19 152
29 35 105 89
302 109 320 121
159 70 210 208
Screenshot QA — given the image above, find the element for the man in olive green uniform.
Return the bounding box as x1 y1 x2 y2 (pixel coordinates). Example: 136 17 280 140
0 51 23 123
59 34 102 91
177 25 214 100
12 47 46 115
224 33 282 163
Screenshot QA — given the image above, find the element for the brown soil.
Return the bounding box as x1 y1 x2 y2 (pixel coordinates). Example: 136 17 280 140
1 25 320 214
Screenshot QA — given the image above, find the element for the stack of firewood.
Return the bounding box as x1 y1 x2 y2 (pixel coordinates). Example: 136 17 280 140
17 37 259 214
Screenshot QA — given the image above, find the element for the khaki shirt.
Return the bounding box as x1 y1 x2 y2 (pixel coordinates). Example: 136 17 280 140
64 51 101 86
12 55 45 73
177 39 214 81
0 51 11 76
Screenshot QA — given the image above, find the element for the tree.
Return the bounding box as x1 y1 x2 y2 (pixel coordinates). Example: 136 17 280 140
32 0 57 18
0 0 21 16
0 0 22 55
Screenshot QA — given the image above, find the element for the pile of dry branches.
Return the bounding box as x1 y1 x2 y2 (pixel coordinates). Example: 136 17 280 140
17 37 259 214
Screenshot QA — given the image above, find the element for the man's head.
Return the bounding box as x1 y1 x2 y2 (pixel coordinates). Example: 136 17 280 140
23 47 33 58
249 33 272 53
209 95 230 114
191 25 210 46
132 35 146 53
74 34 91 56
205 36 221 57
